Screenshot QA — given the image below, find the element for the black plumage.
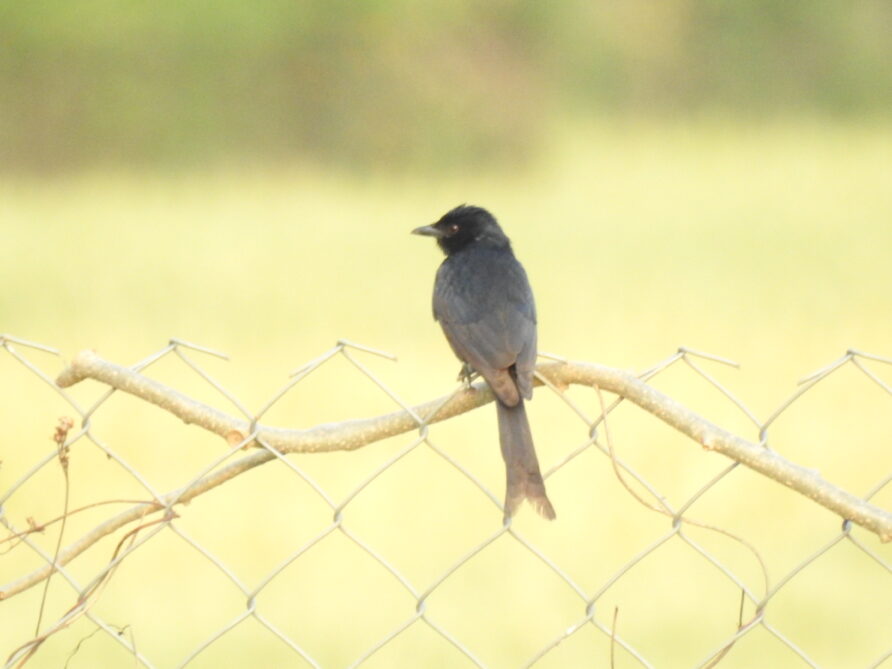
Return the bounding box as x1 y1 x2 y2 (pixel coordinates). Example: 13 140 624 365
413 205 555 520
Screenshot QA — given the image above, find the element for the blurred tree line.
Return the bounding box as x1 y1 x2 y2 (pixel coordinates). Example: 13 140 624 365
1 0 890 173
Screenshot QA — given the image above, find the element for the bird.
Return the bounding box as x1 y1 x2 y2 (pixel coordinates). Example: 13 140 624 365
412 205 556 520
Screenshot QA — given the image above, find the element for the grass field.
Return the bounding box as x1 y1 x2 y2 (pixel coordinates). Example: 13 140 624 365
2 119 891 667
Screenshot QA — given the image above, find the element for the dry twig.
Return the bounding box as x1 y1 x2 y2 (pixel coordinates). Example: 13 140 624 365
2 349 890 603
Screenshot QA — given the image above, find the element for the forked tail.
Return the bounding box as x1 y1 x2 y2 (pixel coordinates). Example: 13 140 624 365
496 399 556 520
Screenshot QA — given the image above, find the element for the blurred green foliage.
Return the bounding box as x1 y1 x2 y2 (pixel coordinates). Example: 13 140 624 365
2 0 890 172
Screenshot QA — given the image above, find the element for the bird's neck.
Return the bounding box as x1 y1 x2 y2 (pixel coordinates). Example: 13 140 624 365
441 233 511 257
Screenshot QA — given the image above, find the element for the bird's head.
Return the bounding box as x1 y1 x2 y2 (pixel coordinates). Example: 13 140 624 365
412 205 509 255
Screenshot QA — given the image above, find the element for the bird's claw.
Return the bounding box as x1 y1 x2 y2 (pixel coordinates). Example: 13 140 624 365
457 363 478 388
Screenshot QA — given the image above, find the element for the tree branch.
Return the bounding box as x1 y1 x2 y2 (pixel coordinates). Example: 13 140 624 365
3 349 890 602
54 350 892 539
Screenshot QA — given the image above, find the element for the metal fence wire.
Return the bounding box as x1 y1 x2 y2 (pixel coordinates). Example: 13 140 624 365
1 333 891 668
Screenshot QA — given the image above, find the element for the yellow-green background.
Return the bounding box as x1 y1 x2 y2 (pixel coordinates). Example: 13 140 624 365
2 3 892 667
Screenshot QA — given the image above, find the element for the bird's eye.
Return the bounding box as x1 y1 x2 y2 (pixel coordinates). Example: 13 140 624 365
449 224 460 235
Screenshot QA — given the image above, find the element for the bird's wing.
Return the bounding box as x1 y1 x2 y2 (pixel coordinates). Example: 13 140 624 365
433 249 537 405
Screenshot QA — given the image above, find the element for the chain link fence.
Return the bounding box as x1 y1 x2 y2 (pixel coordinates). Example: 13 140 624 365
2 333 891 668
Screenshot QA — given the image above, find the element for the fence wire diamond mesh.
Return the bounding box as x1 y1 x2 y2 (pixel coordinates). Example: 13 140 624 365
1 333 891 668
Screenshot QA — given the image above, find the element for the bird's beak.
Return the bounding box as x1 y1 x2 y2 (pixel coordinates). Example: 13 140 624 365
411 224 444 238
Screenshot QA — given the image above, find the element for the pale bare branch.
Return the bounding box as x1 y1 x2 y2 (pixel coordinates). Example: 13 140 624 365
57 350 892 540
5 348 890 604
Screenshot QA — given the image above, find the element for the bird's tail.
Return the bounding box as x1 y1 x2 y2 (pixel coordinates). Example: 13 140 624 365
496 399 556 520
